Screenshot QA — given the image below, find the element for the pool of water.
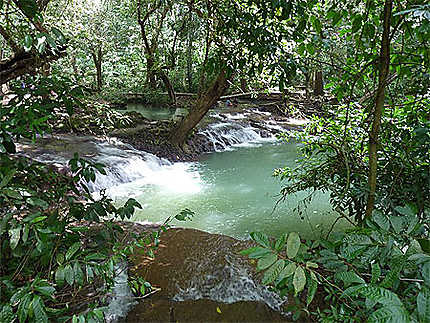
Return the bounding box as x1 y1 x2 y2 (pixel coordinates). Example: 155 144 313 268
109 140 347 240
126 103 175 120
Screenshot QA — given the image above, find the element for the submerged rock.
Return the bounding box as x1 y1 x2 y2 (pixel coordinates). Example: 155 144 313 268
125 228 293 322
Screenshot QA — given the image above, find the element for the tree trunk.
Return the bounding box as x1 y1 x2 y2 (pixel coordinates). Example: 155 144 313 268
240 78 248 93
91 45 103 91
146 55 157 88
186 31 193 93
169 70 229 146
313 70 323 96
364 0 392 220
159 70 176 104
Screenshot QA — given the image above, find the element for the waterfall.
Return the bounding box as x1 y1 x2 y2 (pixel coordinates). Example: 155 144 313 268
198 111 278 152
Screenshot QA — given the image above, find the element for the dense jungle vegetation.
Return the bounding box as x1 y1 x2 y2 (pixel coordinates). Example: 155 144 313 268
0 0 429 321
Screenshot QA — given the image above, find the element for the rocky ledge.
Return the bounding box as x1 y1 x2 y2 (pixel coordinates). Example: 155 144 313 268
123 227 296 322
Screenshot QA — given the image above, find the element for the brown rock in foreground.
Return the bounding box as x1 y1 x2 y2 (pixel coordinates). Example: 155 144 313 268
125 228 293 322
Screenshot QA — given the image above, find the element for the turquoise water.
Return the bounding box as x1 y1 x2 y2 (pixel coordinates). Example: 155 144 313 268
110 140 347 240
126 103 175 120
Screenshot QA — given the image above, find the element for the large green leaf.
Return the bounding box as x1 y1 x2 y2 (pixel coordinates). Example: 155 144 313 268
306 277 317 305
262 259 285 285
66 242 81 261
417 287 430 322
55 266 65 287
257 253 278 271
9 227 21 250
359 286 402 307
31 295 48 323
73 262 84 286
368 305 409 323
293 266 306 295
286 232 301 259
278 262 296 281
64 264 74 286
18 294 32 323
334 271 365 286
250 232 270 248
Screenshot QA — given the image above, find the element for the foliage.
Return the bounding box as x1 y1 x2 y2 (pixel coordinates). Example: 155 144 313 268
243 205 430 322
0 74 192 322
275 98 429 224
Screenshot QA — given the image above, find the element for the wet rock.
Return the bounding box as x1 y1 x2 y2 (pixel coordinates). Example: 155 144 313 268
126 228 293 322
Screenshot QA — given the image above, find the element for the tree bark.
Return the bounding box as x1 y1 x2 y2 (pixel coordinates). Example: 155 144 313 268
91 46 103 92
313 70 323 96
159 70 176 104
169 70 229 146
364 0 392 220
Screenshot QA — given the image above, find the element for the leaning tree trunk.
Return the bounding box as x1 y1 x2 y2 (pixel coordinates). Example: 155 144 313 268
169 70 229 146
159 70 176 104
364 0 392 220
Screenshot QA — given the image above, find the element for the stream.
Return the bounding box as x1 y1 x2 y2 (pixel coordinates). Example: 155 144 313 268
16 110 349 321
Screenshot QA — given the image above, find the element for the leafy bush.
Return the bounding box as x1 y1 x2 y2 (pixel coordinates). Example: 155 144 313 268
243 205 430 322
275 100 429 224
0 75 191 322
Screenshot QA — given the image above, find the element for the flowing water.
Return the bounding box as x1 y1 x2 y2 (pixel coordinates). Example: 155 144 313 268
16 118 346 240
16 113 349 321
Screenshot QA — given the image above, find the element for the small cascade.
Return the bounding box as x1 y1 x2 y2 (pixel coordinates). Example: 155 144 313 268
199 121 272 152
173 253 286 313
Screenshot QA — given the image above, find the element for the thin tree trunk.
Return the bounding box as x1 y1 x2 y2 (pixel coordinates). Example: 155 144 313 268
240 78 248 93
313 70 323 96
91 45 103 91
169 70 229 146
159 70 176 104
364 0 392 220
186 31 193 92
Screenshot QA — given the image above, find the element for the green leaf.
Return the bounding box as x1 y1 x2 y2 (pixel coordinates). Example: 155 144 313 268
306 277 317 305
35 285 55 299
306 261 318 269
17 0 38 18
0 169 16 188
277 262 296 282
418 239 430 254
390 216 405 234
368 305 409 323
359 286 402 306
286 232 301 259
0 305 15 323
250 232 270 248
64 264 74 286
73 262 84 286
417 287 430 322
371 263 381 284
293 266 306 295
174 208 194 221
257 253 278 271
372 211 390 231
394 205 415 217
55 266 65 287
31 295 48 323
66 242 81 261
274 233 287 251
262 259 285 285
334 271 365 286
422 262 430 286
9 227 21 249
240 246 260 256
24 34 33 51
18 294 32 323
4 188 23 200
